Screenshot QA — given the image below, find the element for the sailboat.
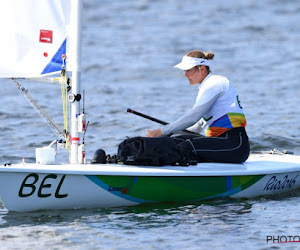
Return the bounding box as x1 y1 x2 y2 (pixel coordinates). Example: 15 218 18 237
0 0 300 212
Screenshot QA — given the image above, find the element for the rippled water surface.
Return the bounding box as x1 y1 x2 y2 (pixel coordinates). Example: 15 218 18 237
1 0 300 249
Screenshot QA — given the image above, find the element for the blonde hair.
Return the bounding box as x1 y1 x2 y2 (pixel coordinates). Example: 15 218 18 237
186 50 214 73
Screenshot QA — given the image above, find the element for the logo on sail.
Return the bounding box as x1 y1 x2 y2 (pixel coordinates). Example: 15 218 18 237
39 30 53 43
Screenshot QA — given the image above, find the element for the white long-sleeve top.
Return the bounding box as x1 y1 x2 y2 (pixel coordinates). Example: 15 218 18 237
162 73 246 137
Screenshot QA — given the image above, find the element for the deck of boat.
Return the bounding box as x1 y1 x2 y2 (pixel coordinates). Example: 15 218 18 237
1 153 300 176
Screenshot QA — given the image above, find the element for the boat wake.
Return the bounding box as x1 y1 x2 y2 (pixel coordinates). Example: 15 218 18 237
250 134 300 155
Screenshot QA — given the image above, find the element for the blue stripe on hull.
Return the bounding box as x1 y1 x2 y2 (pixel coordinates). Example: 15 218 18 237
86 175 152 204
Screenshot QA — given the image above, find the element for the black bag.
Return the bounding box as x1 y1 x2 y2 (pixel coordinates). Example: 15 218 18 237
117 136 186 166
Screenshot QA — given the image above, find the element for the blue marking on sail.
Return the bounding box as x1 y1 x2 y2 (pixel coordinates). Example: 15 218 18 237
41 39 66 75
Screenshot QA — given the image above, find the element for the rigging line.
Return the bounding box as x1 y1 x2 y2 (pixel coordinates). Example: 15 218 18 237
83 89 85 113
13 79 65 139
60 66 70 152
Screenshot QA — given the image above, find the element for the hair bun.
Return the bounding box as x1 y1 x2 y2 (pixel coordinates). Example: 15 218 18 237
204 52 214 60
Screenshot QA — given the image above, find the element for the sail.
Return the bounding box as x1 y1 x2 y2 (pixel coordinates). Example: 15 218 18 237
0 0 72 78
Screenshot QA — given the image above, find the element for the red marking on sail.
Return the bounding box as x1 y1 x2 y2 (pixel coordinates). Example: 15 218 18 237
40 30 53 43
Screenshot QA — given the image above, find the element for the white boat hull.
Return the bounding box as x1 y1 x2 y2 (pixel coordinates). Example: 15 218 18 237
0 153 300 212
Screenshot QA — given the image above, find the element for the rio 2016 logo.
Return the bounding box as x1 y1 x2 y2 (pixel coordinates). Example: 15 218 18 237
263 174 298 191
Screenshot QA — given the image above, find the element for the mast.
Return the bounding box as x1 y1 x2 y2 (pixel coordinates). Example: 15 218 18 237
70 0 83 164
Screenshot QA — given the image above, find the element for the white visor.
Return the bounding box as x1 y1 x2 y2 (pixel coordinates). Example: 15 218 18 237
174 56 211 70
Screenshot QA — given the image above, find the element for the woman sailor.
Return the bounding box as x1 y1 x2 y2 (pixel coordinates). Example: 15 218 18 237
146 50 250 163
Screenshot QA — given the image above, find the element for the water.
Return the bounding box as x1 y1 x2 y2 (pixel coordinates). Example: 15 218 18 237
0 0 300 248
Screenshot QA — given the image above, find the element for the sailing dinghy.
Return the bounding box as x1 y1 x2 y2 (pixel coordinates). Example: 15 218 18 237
0 0 300 212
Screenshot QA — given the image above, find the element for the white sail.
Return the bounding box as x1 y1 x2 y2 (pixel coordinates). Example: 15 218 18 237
0 0 72 78
0 0 83 164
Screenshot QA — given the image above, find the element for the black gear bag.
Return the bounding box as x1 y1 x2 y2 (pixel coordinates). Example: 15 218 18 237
117 136 194 166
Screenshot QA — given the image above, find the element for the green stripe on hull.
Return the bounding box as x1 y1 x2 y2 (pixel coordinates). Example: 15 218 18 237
89 175 265 203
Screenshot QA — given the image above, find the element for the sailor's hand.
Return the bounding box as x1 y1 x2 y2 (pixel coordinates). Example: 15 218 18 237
146 128 163 137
